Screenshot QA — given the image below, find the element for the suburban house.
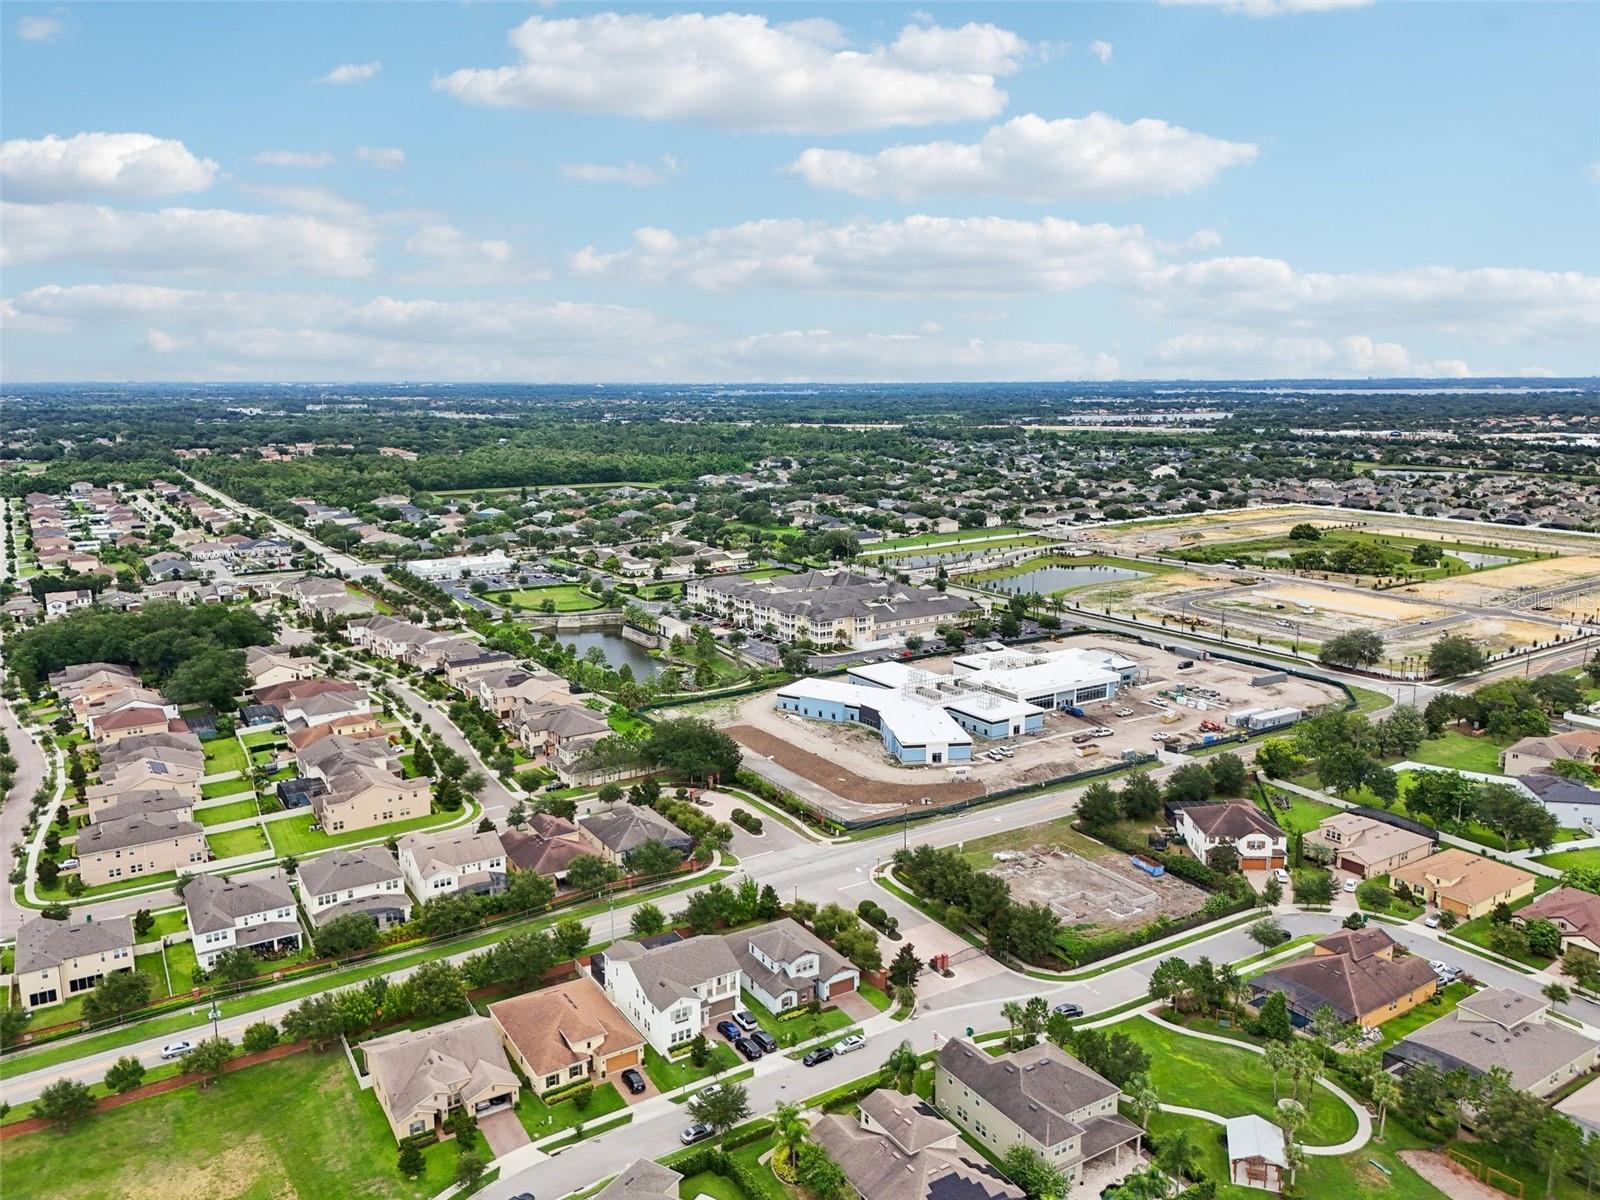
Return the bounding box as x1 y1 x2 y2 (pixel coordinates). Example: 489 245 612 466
76 811 208 886
489 976 646 1096
1389 848 1536 920
15 914 135 1010
90 706 177 747
1174 803 1287 871
593 935 743 1054
398 829 507 898
1501 731 1600 776
441 650 519 691
296 846 412 929
579 807 694 865
184 871 304 969
1305 812 1435 878
88 789 195 827
243 646 317 689
281 687 373 732
1226 1115 1287 1193
1251 928 1437 1028
365 1014 521 1142
726 918 860 1013
1386 987 1599 1097
344 614 479 671
935 1039 1143 1188
517 701 611 764
474 668 568 719
1512 887 1600 958
1518 773 1600 829
811 1089 1025 1200
294 733 431 834
587 1160 682 1200
500 813 592 881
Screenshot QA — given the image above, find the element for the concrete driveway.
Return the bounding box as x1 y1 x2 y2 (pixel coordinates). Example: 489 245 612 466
480 1107 532 1156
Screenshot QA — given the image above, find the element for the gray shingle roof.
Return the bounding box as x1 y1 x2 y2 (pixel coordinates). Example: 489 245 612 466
937 1038 1119 1146
592 1159 681 1200
604 935 741 1008
16 914 135 974
296 846 402 899
79 810 202 854
183 870 296 935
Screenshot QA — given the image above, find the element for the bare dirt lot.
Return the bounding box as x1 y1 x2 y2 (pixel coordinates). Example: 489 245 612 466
1411 552 1600 607
987 848 1207 932
730 634 1345 813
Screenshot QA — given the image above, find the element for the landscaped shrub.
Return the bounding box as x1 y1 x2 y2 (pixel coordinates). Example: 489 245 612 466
730 808 763 835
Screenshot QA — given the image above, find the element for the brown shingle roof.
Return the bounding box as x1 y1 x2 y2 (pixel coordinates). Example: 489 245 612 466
489 977 642 1079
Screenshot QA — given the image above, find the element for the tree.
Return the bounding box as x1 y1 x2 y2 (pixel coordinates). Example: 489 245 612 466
282 993 346 1049
880 1040 920 1093
493 931 555 990
1536 1115 1586 1199
1207 752 1249 796
1119 771 1163 821
1289 523 1322 542
1248 916 1288 952
1153 1127 1200 1193
1000 1144 1068 1200
1292 867 1334 907
888 943 922 993
1527 918 1565 959
208 946 259 985
454 1151 488 1193
689 1032 711 1068
0 1007 34 1049
395 960 465 1019
242 1021 279 1053
566 854 620 893
1564 948 1600 991
1429 634 1486 678
687 1080 751 1141
553 918 589 960
36 1078 94 1127
1124 1071 1160 1129
315 912 382 959
1544 982 1573 1006
1163 763 1215 806
1319 629 1384 667
641 718 742 782
1255 739 1307 780
626 839 682 878
1276 1098 1307 1185
597 782 624 808
131 908 155 940
1262 876 1283 907
503 867 556 914
397 1143 425 1179
182 1037 236 1087
447 1108 479 1149
81 968 152 1024
103 1055 146 1094
1077 781 1121 827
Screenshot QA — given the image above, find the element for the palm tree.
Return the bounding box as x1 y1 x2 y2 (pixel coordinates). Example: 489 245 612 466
1369 1073 1400 1142
1277 1098 1307 1188
1263 1039 1291 1102
773 1102 807 1179
1000 1000 1025 1049
1154 1129 1199 1198
1124 1072 1160 1130
879 1040 920 1094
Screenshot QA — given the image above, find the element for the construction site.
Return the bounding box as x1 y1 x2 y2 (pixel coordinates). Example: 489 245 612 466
987 847 1209 935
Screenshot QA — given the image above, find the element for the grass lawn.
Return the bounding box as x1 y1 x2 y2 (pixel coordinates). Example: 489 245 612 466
1261 787 1341 834
1145 1111 1449 1200
1374 981 1475 1050
643 1043 741 1092
164 939 203 993
678 1172 753 1200
0 1049 461 1200
196 799 260 826
240 730 283 749
205 826 269 859
147 908 189 939
1349 684 1395 716
490 585 605 612
859 982 893 1013
1405 730 1507 775
1449 888 1559 969
29 869 180 905
738 991 855 1048
955 813 1113 868
201 737 248 776
864 525 1031 552
1359 875 1425 921
513 1080 626 1140
1535 846 1600 872
1114 1015 1358 1146
200 777 256 799
266 807 460 856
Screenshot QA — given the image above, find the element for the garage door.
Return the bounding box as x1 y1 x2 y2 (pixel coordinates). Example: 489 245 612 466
829 975 856 994
605 1049 640 1071
1240 859 1270 872
1338 857 1367 877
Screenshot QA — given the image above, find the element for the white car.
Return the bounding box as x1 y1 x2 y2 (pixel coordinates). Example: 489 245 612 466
59 857 80 870
1342 879 1358 893
833 1034 866 1055
160 1040 194 1060
1273 868 1290 885
1427 959 1447 974
1424 914 1441 928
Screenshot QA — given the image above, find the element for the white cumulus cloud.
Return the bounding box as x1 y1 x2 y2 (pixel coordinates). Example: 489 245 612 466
17 13 66 42
1 202 377 277
1152 330 1469 378
789 113 1257 202
402 224 544 285
435 12 1021 132
714 328 1118 382
574 215 1162 294
558 158 677 187
1159 0 1372 15
355 146 405 169
319 61 381 85
1089 40 1114 64
254 150 335 168
1 132 217 202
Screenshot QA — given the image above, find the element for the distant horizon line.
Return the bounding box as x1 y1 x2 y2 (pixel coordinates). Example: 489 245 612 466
6 376 1598 389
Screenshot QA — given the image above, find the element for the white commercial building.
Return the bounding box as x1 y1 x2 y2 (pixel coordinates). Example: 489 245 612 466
949 645 1141 710
406 551 516 581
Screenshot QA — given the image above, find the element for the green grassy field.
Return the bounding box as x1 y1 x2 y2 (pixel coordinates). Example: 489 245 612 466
201 738 248 776
265 807 461 856
205 826 269 859
199 777 256 800
1262 788 1342 834
737 991 855 1047
489 585 605 612
1171 528 1539 583
514 1080 626 1140
196 799 261 827
1115 1016 1358 1146
642 1043 741 1092
862 525 1032 553
0 1049 461 1200
1404 730 1507 774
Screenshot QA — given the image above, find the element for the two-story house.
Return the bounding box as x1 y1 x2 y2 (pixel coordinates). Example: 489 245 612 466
1175 803 1287 871
726 918 860 1013
490 976 645 1096
812 1090 1024 1200
398 830 507 898
296 846 412 929
184 871 304 969
593 935 743 1054
15 914 136 1009
935 1039 1143 1188
76 810 208 886
366 1014 520 1142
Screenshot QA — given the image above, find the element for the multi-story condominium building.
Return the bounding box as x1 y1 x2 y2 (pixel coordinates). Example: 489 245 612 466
685 569 973 649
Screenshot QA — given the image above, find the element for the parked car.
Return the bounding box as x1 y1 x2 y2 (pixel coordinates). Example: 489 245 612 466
1424 914 1441 928
621 1068 646 1095
751 1031 778 1054
733 1010 759 1031
1052 1002 1083 1018
1273 868 1291 885
681 1124 714 1145
160 1040 194 1060
716 1020 742 1041
510 1193 535 1200
1342 879 1358 893
834 1034 866 1055
734 1037 763 1062
802 1046 834 1067
59 857 79 870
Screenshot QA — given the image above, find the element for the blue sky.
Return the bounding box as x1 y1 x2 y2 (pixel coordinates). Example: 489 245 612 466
3 1 1597 382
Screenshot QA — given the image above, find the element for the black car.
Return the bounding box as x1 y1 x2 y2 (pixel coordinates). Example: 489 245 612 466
1052 1002 1084 1018
621 1067 647 1094
734 1037 763 1061
802 1046 834 1067
511 1194 535 1200
751 1031 778 1054
715 1019 742 1042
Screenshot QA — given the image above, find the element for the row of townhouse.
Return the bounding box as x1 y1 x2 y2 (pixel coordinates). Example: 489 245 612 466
344 614 481 671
